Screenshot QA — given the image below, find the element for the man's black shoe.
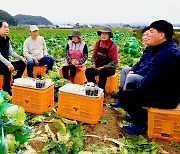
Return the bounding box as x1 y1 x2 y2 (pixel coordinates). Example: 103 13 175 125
124 115 133 123
122 124 146 134
111 92 120 99
110 100 121 108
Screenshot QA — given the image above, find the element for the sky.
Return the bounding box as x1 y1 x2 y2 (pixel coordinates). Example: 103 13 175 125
0 0 180 25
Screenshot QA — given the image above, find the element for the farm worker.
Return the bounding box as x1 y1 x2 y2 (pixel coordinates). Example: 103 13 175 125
0 21 27 96
111 27 153 107
114 20 180 134
62 30 88 82
85 26 118 94
23 25 54 77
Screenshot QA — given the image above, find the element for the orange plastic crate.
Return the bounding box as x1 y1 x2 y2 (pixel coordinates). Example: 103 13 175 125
0 75 3 90
59 66 86 84
12 85 54 114
148 107 180 142
23 66 47 78
0 75 13 90
58 92 104 124
95 73 118 93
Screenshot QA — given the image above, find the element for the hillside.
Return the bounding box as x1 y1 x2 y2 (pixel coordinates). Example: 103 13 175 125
14 14 53 25
0 9 18 26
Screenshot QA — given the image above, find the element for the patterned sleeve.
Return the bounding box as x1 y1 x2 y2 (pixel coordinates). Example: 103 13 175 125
104 61 116 68
79 44 88 64
91 57 96 65
65 44 71 64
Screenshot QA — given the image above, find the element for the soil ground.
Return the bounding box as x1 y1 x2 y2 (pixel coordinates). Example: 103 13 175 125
27 94 180 154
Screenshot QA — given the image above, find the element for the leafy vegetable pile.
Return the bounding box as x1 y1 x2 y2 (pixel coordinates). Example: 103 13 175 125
22 111 85 154
124 37 140 57
0 90 29 154
43 121 84 154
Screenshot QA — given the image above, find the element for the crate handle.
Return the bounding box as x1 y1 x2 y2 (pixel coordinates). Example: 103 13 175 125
25 100 29 104
73 107 79 111
161 133 172 138
48 104 51 108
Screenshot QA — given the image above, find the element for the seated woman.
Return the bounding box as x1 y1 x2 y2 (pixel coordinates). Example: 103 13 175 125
85 26 118 93
62 30 88 82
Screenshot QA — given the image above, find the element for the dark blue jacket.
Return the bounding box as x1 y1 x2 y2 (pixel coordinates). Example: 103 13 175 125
131 47 152 76
137 39 180 98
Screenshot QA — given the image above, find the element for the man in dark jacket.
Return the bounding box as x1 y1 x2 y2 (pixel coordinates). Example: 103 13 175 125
111 27 152 107
117 20 180 134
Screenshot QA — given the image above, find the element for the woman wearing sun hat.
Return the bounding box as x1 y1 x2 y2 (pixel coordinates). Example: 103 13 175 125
85 26 118 93
62 30 88 82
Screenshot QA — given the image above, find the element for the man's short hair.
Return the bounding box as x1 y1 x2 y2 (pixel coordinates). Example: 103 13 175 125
142 26 150 34
149 20 173 40
0 21 6 28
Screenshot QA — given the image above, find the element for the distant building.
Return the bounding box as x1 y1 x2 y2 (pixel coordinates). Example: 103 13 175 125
174 26 180 30
55 25 73 29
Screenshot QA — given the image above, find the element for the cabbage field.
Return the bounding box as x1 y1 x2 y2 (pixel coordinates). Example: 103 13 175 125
9 27 145 69
9 27 145 102
1 27 180 154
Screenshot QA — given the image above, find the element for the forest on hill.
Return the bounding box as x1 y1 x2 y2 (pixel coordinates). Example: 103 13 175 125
0 9 18 26
0 9 53 26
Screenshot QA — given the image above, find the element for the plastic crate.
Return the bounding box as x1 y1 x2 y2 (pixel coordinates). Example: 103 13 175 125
59 66 86 84
23 66 47 78
95 73 118 93
12 85 54 114
0 75 13 90
0 75 3 90
148 107 180 142
58 92 104 124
